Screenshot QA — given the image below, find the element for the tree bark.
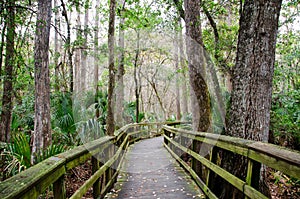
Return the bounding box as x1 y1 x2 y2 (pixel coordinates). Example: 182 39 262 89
0 18 7 82
115 2 126 128
184 0 211 180
0 0 15 142
184 0 211 132
134 31 140 123
214 1 282 198
94 0 100 118
75 11 81 93
150 82 166 119
174 25 181 120
81 0 89 92
32 0 52 163
54 0 60 92
106 0 116 135
178 20 188 117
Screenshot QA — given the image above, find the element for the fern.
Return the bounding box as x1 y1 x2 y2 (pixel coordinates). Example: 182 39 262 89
35 144 66 163
2 133 31 177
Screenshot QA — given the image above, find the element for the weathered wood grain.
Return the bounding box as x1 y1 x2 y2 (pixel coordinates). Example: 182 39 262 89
105 137 205 199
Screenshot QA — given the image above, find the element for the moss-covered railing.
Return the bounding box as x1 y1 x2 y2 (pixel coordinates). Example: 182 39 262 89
163 125 300 199
0 122 166 199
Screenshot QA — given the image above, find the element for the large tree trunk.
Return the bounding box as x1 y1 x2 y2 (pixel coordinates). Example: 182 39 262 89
184 0 211 180
106 0 116 135
0 0 15 142
115 2 125 128
174 25 181 120
74 12 81 93
178 21 188 117
32 0 52 163
184 0 211 132
94 0 100 118
54 0 60 92
214 1 282 198
134 31 140 123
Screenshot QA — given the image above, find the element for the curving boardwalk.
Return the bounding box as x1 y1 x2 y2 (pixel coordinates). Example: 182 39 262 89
105 136 204 199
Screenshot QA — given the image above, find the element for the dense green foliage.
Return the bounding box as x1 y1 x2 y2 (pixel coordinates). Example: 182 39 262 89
124 101 145 123
271 90 300 150
271 1 300 149
2 133 65 179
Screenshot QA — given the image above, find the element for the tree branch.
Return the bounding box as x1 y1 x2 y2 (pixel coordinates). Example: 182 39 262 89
173 0 185 20
50 23 67 42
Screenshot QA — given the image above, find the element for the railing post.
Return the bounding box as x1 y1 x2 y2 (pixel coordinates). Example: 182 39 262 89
53 175 66 199
164 129 169 145
206 146 218 189
177 134 182 156
245 159 261 199
92 156 100 198
192 137 202 179
104 146 112 191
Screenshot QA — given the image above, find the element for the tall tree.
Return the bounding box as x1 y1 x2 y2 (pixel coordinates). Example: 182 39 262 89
0 15 7 82
133 30 141 123
81 0 89 91
115 0 126 128
213 0 283 198
74 10 81 93
94 0 100 91
0 0 15 142
32 0 52 163
106 0 116 135
178 19 189 117
54 0 60 92
184 0 211 132
174 22 181 120
94 0 100 119
184 0 211 179
60 0 73 92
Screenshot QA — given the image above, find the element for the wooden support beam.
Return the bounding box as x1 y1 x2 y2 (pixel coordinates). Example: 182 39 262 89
92 156 100 198
53 175 66 199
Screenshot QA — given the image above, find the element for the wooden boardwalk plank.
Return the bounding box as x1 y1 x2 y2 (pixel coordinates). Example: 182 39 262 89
105 137 204 199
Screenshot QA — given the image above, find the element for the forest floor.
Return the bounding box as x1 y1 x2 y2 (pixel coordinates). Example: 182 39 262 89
267 168 300 199
65 160 93 198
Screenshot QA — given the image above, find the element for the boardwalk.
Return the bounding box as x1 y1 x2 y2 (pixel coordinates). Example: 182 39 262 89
105 137 204 199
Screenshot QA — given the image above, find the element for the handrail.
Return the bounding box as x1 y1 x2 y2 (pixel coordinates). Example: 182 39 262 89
162 125 300 199
0 122 165 199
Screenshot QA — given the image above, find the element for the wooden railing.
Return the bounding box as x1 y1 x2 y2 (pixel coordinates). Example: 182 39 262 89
3 121 296 199
163 125 300 199
0 122 164 199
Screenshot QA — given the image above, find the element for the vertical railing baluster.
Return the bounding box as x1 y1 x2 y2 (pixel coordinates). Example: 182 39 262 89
105 146 111 190
206 146 217 190
163 129 168 145
53 175 66 199
245 158 261 199
192 137 202 179
177 133 182 156
245 159 253 199
92 156 100 198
